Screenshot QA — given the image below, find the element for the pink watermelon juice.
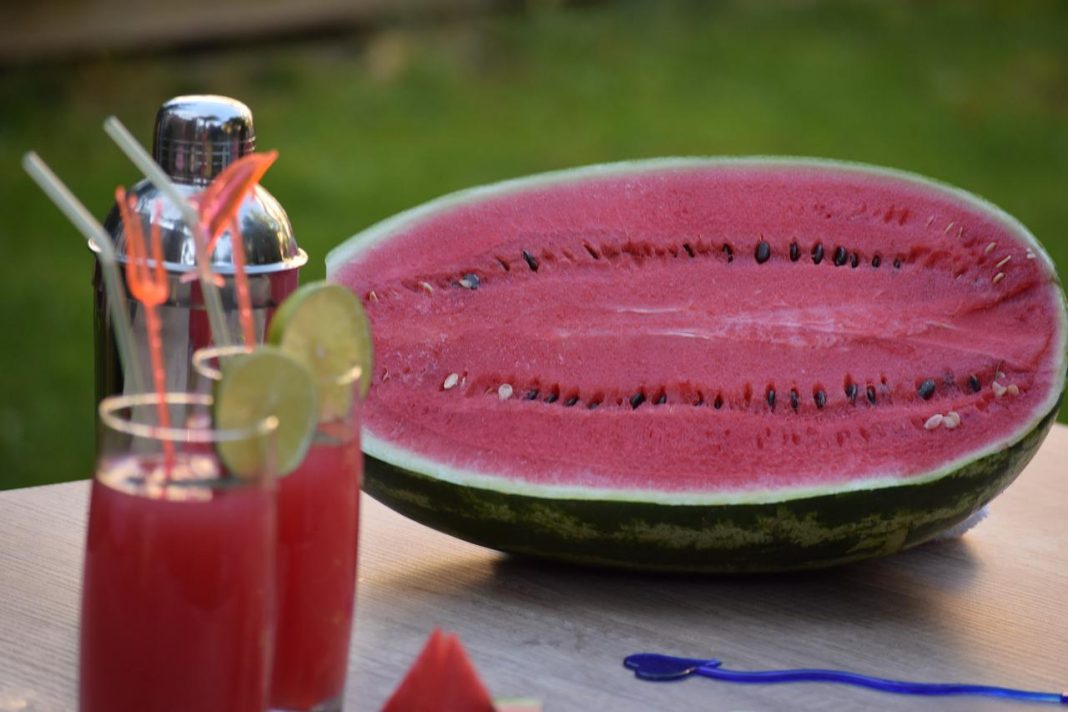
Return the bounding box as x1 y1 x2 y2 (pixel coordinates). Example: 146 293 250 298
270 421 362 710
80 455 275 712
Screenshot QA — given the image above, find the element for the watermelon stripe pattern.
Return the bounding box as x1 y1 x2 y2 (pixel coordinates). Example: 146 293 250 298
363 403 1057 572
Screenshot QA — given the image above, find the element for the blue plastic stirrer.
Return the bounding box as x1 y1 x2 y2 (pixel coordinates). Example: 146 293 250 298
624 653 1067 705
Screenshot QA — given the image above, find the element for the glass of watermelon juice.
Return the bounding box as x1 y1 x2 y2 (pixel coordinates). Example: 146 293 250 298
81 392 279 712
194 348 363 711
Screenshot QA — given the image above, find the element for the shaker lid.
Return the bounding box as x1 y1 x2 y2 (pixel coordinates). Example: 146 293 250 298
98 94 306 273
153 95 256 185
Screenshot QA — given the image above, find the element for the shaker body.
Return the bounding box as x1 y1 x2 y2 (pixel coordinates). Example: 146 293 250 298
92 95 305 405
93 181 306 403
92 263 301 402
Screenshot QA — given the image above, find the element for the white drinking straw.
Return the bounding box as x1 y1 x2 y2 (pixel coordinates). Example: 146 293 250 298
102 116 233 347
22 152 146 395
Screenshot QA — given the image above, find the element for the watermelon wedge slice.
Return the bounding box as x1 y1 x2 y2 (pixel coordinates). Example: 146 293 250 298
328 157 1067 572
381 629 495 712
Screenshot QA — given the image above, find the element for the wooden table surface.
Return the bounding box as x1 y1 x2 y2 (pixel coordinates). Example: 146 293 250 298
1 426 1066 712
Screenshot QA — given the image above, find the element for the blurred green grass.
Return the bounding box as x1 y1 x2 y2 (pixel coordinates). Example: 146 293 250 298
2 0 1066 489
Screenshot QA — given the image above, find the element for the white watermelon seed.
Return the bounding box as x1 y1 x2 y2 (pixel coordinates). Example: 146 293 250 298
943 221 955 234
992 381 1007 398
995 255 1012 269
443 373 459 390
1026 249 1036 260
419 281 434 294
368 290 379 303
924 414 944 430
498 384 513 401
992 272 1005 284
984 242 997 254
1006 384 1020 396
943 411 961 429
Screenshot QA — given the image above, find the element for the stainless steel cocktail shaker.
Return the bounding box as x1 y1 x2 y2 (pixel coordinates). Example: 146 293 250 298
93 95 307 402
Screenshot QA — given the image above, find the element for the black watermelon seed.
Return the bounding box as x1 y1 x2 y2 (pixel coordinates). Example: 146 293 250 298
766 389 776 411
789 389 800 412
917 379 936 400
564 395 579 407
683 243 695 257
846 383 858 403
755 241 771 264
812 243 824 264
722 244 734 263
850 252 859 268
522 250 540 272
459 273 480 289
833 246 848 266
969 374 981 392
656 392 667 405
545 392 559 404
523 389 539 400
872 254 882 268
713 394 724 409
814 390 827 409
789 242 800 261
893 258 902 269
866 385 877 405
630 392 646 409
588 400 600 410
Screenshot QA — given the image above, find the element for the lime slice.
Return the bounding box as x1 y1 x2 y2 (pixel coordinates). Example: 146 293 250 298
268 281 373 421
213 345 318 478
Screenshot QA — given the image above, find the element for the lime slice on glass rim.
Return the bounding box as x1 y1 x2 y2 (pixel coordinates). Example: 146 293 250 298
268 281 373 421
213 345 318 478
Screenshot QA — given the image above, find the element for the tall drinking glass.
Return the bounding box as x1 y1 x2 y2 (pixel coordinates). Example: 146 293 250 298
194 348 363 711
81 393 278 712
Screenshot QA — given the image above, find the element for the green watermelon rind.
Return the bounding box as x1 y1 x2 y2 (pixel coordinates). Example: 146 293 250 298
328 157 1068 571
364 401 1058 572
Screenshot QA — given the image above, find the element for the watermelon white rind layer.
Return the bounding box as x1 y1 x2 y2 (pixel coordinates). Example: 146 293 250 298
328 157 1068 572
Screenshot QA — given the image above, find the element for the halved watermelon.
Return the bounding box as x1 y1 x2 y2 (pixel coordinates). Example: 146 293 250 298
327 158 1067 572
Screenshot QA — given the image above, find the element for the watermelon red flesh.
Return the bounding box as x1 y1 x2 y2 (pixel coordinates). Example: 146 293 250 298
381 629 495 712
329 159 1066 504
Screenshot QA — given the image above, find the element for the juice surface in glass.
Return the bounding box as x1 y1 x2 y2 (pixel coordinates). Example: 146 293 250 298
270 421 362 710
80 454 275 712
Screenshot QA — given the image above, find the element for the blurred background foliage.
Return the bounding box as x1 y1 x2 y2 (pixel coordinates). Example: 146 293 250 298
1 0 1066 488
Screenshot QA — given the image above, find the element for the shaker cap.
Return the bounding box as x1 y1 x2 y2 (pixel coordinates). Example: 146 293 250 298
153 95 256 185
99 94 306 273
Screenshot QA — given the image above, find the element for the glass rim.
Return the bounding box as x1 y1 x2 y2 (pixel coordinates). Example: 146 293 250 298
192 345 363 386
98 391 278 444
191 345 253 382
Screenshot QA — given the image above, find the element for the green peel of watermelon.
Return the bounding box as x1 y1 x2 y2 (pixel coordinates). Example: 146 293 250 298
328 157 1068 572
